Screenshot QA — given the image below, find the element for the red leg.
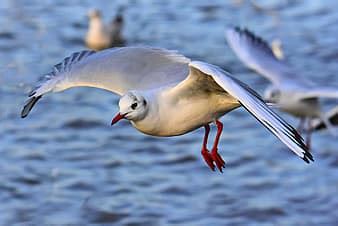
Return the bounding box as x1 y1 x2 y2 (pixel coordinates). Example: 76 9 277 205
211 120 226 172
201 124 215 171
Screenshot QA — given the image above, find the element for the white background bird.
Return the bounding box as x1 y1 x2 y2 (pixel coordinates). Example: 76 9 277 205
225 27 338 148
85 9 124 51
21 47 312 172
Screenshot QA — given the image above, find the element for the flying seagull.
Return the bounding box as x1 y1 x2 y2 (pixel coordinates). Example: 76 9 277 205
225 27 338 148
21 47 313 172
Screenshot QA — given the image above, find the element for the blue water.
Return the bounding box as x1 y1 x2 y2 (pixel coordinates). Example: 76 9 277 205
0 0 337 225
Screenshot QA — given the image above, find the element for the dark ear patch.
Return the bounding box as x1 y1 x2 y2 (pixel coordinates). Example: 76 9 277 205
21 95 42 118
127 92 137 102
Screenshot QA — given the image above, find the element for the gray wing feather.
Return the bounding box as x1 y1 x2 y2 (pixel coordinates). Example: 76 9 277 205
33 47 189 96
53 50 96 74
21 50 96 118
29 50 96 97
22 47 190 117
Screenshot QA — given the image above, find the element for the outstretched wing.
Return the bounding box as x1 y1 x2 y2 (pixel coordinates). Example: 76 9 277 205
225 27 338 101
225 27 307 87
190 61 313 163
21 47 190 118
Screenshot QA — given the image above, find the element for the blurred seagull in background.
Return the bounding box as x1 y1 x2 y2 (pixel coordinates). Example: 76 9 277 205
85 9 110 50
21 47 312 172
109 9 125 46
85 9 125 51
225 27 338 148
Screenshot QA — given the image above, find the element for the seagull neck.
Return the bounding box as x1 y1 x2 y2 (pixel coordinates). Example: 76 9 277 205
130 89 163 135
89 18 105 33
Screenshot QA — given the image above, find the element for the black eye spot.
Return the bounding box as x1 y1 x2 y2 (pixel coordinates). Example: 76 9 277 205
131 103 138 110
143 100 147 105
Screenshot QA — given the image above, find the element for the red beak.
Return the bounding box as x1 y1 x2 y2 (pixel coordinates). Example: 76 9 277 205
111 113 125 125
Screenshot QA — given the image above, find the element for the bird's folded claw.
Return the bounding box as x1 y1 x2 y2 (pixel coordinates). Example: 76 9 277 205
201 148 215 171
211 148 225 173
201 147 225 172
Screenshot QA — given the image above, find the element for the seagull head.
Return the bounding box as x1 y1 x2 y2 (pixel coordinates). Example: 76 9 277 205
264 86 281 103
88 9 101 19
111 91 149 125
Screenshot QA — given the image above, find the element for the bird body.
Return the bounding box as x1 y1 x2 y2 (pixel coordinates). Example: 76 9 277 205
273 89 321 118
22 46 312 171
131 73 240 137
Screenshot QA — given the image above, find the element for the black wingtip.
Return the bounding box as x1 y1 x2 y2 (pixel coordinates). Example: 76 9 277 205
302 151 314 164
231 26 275 57
234 26 241 32
290 128 314 164
28 90 36 97
21 95 42 118
302 156 310 164
305 151 314 162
